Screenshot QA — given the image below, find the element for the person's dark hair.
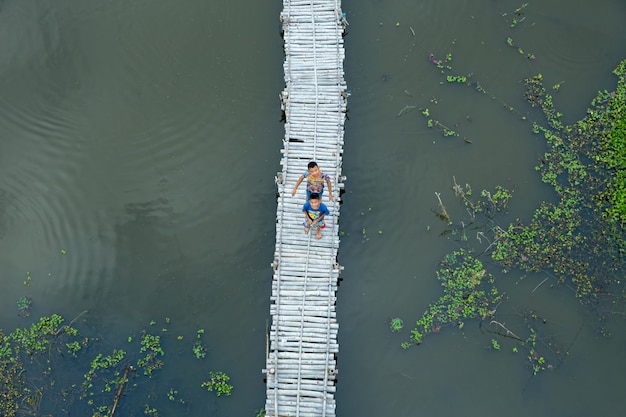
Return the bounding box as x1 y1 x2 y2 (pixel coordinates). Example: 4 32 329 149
307 161 318 169
309 193 321 200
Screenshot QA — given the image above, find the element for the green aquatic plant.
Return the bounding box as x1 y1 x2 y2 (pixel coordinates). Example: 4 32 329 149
408 249 503 346
167 387 184 404
201 371 233 397
400 3 625 379
66 340 83 356
501 3 534 56
8 314 68 355
420 107 460 139
17 296 32 317
82 348 127 399
1 314 232 416
144 404 159 416
390 318 404 332
193 329 207 359
487 311 560 375
0 341 24 417
0 314 83 417
493 61 626 303
408 48 626 375
137 333 164 376
491 338 501 350
192 341 207 359
446 75 467 84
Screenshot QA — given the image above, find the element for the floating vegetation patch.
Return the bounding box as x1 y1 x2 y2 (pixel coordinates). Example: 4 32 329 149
193 329 207 359
399 182 571 375
485 309 566 376
390 317 404 332
494 61 626 305
0 312 233 417
201 371 234 397
396 17 626 375
16 296 32 317
409 248 503 346
501 3 536 59
137 333 164 376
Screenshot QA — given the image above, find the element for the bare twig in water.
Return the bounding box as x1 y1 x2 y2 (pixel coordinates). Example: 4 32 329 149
453 176 475 211
398 370 414 379
531 276 550 294
432 119 456 133
478 225 523 256
476 231 491 245
490 320 523 341
67 309 89 328
396 105 416 117
54 309 89 336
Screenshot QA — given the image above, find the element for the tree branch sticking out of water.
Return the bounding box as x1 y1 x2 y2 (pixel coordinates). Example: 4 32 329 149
434 192 451 223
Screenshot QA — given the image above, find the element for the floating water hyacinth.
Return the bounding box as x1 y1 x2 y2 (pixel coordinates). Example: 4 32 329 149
17 296 32 317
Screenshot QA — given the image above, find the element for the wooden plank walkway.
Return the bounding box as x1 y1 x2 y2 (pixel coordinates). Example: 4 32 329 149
263 1 348 417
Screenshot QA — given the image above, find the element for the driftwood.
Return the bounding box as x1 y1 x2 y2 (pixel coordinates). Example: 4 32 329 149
109 365 131 417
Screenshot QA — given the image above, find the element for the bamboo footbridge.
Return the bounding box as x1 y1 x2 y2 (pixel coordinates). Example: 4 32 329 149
262 1 348 417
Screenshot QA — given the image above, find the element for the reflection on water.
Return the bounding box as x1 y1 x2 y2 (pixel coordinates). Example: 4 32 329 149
0 0 625 416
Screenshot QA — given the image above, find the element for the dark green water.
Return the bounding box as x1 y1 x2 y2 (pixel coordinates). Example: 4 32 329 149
0 0 625 416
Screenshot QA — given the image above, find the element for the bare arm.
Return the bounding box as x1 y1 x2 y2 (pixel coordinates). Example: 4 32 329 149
292 175 304 196
326 176 334 201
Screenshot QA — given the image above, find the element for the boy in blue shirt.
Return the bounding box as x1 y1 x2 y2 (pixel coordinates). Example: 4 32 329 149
302 193 330 240
291 161 334 201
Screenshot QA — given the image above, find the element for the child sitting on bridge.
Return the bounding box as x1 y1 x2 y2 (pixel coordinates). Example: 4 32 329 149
302 193 330 240
291 161 334 201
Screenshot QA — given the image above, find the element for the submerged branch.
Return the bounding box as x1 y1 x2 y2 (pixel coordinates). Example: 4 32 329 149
489 320 523 341
531 277 550 294
396 105 416 117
